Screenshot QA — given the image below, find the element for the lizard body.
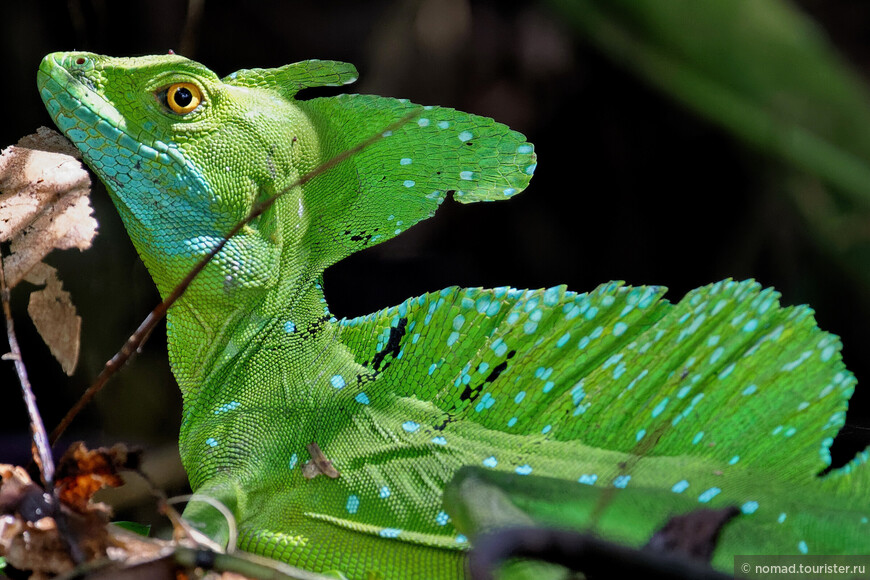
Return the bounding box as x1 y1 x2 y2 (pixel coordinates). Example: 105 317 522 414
38 52 869 579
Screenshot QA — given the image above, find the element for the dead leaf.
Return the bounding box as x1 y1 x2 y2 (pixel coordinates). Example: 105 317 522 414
24 262 80 375
302 442 340 480
0 128 96 375
0 461 110 578
55 442 142 514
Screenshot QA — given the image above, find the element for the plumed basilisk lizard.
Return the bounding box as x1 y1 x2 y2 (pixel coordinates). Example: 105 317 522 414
38 52 869 579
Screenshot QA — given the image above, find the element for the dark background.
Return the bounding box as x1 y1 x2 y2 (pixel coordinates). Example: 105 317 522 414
1 0 869 520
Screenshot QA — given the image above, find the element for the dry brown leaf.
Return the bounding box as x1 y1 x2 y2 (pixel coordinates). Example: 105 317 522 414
55 442 142 515
24 261 81 375
0 128 97 375
0 461 110 579
0 127 96 285
301 442 341 480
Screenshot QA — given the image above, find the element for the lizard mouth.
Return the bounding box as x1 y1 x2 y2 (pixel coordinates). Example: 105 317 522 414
37 52 219 256
39 53 192 175
38 52 132 149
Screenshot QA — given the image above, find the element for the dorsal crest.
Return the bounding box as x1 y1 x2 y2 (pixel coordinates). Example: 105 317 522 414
222 59 358 99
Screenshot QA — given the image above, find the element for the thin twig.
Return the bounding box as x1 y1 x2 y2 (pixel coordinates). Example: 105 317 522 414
0 250 55 486
50 109 421 445
0 251 86 562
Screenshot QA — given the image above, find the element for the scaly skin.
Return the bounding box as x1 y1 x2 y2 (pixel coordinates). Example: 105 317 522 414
39 52 868 579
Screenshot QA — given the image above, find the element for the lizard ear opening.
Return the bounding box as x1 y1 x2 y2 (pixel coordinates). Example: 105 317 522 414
222 60 359 99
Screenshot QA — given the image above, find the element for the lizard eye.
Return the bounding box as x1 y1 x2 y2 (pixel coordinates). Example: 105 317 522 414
166 82 202 114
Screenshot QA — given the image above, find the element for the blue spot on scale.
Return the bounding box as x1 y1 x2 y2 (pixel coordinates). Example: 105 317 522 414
400 157 412 165
741 501 759 514
417 118 429 127
355 392 370 405
578 474 597 485
517 144 533 154
288 453 298 469
436 511 449 526
613 322 628 336
494 341 508 357
205 438 218 448
778 513 787 523
698 487 721 503
379 486 391 498
458 131 473 142
438 121 449 129
346 494 360 514
514 391 526 404
507 417 518 427
613 475 631 488
456 534 468 544
330 374 346 389
402 421 420 433
283 320 296 333
612 363 626 379
798 541 808 554
431 436 447 445
403 180 415 188
379 528 401 538
460 170 474 180
483 456 498 468
671 480 689 493
718 363 736 380
515 464 532 475
503 188 516 196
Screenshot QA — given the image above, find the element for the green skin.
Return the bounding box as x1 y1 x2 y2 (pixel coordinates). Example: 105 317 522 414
38 52 869 579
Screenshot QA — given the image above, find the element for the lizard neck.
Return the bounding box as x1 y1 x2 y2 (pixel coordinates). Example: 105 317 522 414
166 269 344 410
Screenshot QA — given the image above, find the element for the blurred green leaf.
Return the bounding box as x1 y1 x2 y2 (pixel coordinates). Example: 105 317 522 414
111 520 151 536
551 0 870 205
552 0 870 293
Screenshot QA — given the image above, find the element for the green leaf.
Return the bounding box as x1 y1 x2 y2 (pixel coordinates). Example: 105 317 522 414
551 0 870 206
112 521 152 536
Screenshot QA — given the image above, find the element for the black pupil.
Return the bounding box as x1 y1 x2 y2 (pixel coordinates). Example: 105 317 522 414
174 87 193 107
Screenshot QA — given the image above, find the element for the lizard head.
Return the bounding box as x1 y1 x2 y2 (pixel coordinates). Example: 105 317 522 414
37 51 328 299
39 51 537 306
